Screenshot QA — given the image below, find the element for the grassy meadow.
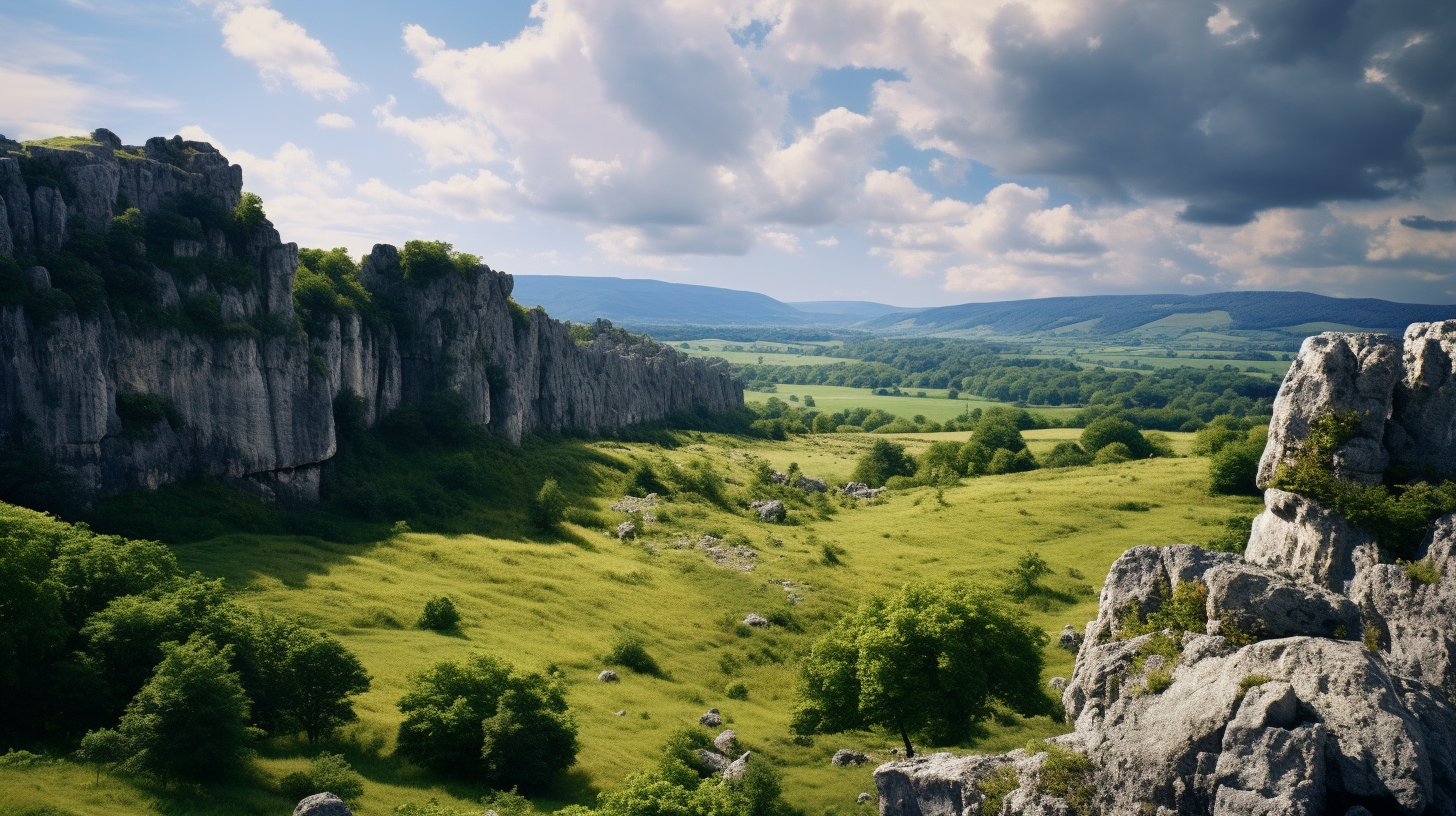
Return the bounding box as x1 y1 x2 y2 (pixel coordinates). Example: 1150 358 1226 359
0 431 1260 816
743 384 1083 424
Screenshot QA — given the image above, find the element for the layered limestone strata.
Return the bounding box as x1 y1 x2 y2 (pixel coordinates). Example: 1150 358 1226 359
877 325 1456 816
0 130 741 501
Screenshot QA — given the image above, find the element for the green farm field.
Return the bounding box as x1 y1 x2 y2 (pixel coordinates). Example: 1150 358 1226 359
743 384 1083 424
0 432 1258 816
675 340 844 367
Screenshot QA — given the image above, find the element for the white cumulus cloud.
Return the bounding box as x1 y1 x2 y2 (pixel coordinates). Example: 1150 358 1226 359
199 1 358 100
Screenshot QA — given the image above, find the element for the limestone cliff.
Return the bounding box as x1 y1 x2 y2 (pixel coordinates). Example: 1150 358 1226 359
877 326 1456 816
0 129 741 502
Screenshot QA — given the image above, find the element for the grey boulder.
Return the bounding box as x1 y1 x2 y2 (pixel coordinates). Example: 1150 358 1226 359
1244 489 1380 592
714 729 738 753
293 793 353 816
750 499 786 523
1203 562 1361 641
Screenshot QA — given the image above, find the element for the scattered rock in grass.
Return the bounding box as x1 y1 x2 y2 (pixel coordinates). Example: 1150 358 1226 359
857 793 873 805
833 749 871 767
684 536 760 571
796 475 828 493
293 793 352 816
1059 624 1083 652
750 499 786 523
612 494 659 513
771 471 790 485
842 482 886 500
715 729 738 753
598 670 619 682
1048 677 1067 692
615 521 636 540
744 613 770 628
615 710 626 716
723 751 751 780
697 748 730 773
700 708 723 727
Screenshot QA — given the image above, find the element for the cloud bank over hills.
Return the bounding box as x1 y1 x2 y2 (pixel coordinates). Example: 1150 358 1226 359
2 0 1452 304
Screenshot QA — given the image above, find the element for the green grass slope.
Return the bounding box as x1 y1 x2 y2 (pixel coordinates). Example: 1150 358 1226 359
0 433 1259 816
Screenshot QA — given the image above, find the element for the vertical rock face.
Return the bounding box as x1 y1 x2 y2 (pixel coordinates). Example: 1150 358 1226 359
0 131 742 503
879 326 1456 816
1389 321 1456 477
1256 332 1400 487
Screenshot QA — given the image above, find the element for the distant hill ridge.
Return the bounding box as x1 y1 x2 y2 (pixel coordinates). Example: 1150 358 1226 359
511 276 1455 336
509 275 904 325
867 291 1456 335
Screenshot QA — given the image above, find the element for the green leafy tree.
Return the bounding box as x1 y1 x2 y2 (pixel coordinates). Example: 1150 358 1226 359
791 582 1050 756
101 635 259 782
1041 442 1091 469
917 442 967 484
400 240 480 282
396 653 578 790
973 416 1026 453
269 624 372 743
530 479 569 530
419 596 462 631
851 440 915 488
959 441 992 476
76 727 130 783
1080 417 1152 459
811 412 838 434
481 679 581 790
1191 425 1243 457
1008 551 1051 599
1093 442 1132 464
1208 436 1265 495
233 192 267 229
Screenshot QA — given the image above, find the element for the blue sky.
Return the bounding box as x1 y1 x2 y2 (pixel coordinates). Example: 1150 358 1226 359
2 0 1454 306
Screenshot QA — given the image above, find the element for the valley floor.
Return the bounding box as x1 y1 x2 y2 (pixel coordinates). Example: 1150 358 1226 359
1 432 1260 816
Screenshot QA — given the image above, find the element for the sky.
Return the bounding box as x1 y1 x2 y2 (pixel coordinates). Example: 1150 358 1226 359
1 0 1454 307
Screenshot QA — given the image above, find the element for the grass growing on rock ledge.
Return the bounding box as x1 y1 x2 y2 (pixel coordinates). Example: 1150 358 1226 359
7 430 1260 816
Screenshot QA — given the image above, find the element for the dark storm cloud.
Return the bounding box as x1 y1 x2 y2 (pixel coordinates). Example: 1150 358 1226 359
978 0 1452 225
1402 215 1456 232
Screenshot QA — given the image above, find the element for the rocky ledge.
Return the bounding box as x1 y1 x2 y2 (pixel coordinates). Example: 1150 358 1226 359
0 130 741 502
877 324 1456 816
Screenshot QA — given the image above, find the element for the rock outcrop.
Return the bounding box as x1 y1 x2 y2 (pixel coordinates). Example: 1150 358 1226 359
0 131 741 503
292 793 353 816
878 326 1456 816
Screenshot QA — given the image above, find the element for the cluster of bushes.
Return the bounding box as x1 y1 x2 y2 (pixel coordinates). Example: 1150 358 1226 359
0 504 371 783
293 247 384 337
556 728 791 816
847 411 1174 490
396 652 578 791
1193 417 1270 495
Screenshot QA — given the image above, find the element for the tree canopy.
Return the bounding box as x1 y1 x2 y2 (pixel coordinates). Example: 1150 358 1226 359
396 652 579 790
791 582 1051 756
